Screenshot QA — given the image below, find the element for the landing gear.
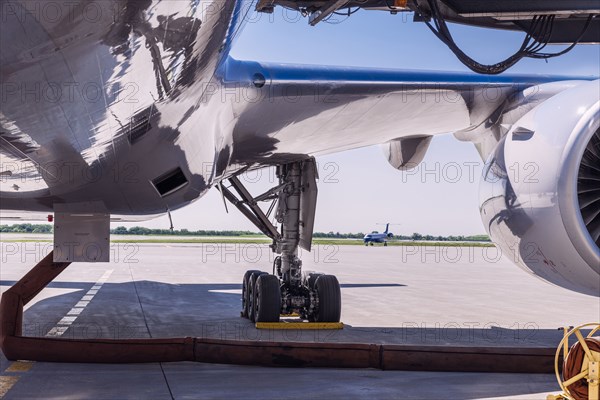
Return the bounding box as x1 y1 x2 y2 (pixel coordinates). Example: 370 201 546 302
221 159 341 324
241 270 261 318
312 275 341 322
246 271 266 322
384 242 388 247
253 274 281 322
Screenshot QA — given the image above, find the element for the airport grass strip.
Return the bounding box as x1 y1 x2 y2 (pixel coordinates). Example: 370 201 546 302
1 237 495 247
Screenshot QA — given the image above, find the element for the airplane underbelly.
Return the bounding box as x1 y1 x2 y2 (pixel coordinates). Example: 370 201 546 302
1 1 238 215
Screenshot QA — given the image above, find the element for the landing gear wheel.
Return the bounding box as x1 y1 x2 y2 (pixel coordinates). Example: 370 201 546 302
303 271 323 290
248 271 267 322
314 275 341 323
253 275 282 323
384 242 388 247
242 270 262 318
302 271 324 322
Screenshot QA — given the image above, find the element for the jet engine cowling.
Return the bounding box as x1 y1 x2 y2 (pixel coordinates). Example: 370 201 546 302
480 80 600 296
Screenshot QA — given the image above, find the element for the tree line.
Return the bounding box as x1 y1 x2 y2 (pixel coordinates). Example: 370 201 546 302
0 224 491 242
315 231 490 242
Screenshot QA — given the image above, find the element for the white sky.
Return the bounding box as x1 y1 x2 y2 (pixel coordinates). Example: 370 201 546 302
125 135 486 236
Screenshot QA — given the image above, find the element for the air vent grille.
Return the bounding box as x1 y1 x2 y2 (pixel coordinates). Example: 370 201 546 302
152 167 188 197
125 107 157 144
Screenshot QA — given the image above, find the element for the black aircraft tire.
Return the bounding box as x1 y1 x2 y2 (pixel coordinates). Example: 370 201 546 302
242 270 262 318
248 271 267 322
304 272 324 290
254 275 281 323
314 275 341 323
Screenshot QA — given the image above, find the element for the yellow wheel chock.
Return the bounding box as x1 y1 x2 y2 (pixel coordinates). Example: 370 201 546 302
255 314 344 330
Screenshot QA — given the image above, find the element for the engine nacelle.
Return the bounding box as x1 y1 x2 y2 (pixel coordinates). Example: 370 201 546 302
480 80 600 296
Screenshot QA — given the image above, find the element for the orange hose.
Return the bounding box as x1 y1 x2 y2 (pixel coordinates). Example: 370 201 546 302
563 337 600 400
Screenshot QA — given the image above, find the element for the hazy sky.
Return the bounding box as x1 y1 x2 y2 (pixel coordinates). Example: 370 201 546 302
124 6 600 236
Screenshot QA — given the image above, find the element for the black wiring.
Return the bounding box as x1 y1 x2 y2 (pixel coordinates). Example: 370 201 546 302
325 0 370 22
418 0 596 75
382 0 398 11
281 0 596 72
332 7 360 17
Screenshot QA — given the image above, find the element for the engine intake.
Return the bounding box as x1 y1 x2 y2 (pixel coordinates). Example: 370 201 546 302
579 128 600 247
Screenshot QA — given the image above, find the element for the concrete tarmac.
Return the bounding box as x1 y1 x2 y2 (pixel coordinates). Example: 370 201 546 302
1 241 598 399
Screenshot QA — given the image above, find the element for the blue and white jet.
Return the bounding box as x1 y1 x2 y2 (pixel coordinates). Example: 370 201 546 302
363 224 394 246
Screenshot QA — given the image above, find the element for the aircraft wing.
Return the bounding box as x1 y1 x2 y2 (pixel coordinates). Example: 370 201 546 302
220 56 586 165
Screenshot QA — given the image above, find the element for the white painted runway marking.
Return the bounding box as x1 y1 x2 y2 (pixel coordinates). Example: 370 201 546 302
208 289 242 295
45 269 114 338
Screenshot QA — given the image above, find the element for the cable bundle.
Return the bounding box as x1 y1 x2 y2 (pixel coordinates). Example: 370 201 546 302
419 0 596 74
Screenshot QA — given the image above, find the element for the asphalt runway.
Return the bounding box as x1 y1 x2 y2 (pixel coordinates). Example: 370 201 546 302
1 241 598 399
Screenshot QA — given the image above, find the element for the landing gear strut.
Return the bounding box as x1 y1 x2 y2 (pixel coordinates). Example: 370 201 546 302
219 159 341 323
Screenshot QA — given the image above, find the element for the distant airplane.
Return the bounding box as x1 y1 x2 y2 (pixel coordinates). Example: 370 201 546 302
364 224 394 246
